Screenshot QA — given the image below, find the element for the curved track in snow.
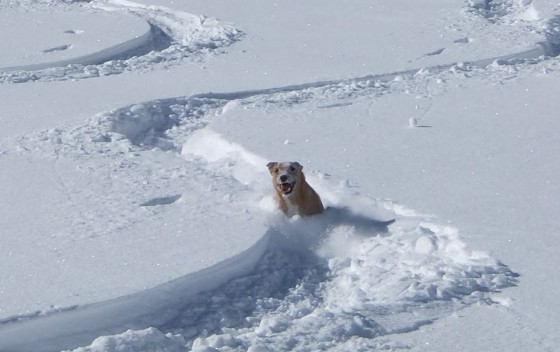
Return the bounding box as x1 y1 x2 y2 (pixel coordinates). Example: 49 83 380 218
0 0 242 83
0 10 152 73
2 0 560 85
0 57 537 351
1 1 559 351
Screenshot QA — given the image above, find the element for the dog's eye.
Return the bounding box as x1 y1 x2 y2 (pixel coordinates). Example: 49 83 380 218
290 167 295 171
275 168 279 173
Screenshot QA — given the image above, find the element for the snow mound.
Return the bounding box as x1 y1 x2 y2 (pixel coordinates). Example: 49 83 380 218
467 0 540 23
66 328 186 352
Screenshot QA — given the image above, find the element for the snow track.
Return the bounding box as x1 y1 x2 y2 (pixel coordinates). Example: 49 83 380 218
2 0 560 85
0 62 524 350
0 10 152 73
164 131 518 352
0 0 241 83
3 0 560 350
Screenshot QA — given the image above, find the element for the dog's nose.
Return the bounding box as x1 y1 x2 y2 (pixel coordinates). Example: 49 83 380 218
280 175 288 182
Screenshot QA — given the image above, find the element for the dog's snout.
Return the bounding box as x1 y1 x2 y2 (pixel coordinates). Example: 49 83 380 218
280 175 288 182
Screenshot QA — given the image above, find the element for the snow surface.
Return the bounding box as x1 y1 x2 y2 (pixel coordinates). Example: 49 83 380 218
0 9 151 71
1 0 560 351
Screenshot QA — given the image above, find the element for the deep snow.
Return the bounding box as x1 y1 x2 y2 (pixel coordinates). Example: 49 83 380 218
1 0 560 351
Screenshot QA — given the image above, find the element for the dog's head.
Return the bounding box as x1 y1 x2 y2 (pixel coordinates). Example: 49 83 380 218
267 161 303 196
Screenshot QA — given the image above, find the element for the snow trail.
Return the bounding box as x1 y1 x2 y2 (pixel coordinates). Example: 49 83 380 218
2 0 560 84
53 126 519 351
0 67 522 350
161 130 517 351
0 0 242 83
8 114 514 352
6 1 560 347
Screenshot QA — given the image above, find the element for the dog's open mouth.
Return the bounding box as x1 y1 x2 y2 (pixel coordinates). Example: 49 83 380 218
277 182 295 195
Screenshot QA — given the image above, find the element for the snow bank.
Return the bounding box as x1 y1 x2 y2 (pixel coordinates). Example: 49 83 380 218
69 328 186 352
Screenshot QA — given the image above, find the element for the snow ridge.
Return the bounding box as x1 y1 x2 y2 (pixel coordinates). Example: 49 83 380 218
92 0 241 50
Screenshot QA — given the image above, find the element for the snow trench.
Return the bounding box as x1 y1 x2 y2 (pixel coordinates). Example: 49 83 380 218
0 66 523 350
6 5 560 347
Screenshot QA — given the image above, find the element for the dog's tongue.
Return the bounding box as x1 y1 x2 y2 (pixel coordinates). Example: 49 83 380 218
281 183 292 193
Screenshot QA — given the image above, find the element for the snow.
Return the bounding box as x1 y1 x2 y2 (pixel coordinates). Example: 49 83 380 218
0 9 151 71
1 0 560 351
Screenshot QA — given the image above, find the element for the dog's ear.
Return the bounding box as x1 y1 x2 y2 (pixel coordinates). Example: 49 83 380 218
293 162 303 170
267 162 277 174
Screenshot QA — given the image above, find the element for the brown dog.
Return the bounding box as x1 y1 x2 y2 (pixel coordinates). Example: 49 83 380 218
267 161 324 217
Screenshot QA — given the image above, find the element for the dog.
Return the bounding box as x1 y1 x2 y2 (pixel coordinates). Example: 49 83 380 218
267 161 324 217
